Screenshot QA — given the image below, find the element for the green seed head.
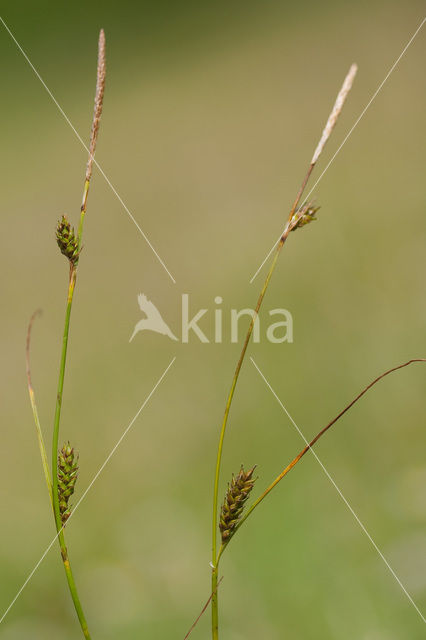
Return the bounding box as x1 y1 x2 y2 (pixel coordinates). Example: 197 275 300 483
291 202 320 231
58 442 79 525
56 216 79 264
219 465 256 544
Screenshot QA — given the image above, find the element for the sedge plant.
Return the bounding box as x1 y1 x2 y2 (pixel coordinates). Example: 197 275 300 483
208 63 426 638
210 62 358 638
26 30 106 639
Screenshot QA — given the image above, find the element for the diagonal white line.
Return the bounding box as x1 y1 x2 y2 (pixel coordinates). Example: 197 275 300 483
0 16 176 284
249 16 426 284
0 356 176 625
250 356 426 624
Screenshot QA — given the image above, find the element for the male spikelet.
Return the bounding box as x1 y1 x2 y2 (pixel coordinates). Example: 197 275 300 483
58 443 79 525
56 216 79 264
219 466 256 543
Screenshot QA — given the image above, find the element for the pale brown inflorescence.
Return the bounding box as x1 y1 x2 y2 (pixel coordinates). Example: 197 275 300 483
311 63 358 166
85 29 106 182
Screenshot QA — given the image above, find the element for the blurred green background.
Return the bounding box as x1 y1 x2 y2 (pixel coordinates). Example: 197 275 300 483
0 1 425 638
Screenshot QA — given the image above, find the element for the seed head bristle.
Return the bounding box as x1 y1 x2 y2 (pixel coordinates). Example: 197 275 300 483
219 466 256 544
85 29 106 182
56 215 79 264
58 443 79 525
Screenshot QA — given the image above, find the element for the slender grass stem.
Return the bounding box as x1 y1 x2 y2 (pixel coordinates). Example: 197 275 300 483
211 566 219 640
59 541 91 638
211 166 313 563
51 265 91 638
184 577 223 640
77 179 90 248
210 64 358 637
211 238 285 557
210 175 306 634
52 266 76 537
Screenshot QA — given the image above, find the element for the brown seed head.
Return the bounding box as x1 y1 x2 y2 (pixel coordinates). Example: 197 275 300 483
219 465 256 544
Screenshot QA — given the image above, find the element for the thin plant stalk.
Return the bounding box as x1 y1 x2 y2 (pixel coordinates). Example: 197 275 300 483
211 237 285 636
50 265 92 637
50 29 105 639
184 577 223 640
211 63 357 638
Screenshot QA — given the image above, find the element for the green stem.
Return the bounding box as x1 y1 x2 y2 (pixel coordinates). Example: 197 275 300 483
60 545 91 638
210 164 315 638
211 566 219 640
211 239 284 552
77 179 90 249
51 265 91 638
210 233 286 636
210 545 227 637
52 267 76 535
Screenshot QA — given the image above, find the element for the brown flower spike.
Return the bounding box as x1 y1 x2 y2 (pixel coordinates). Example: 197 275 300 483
219 466 256 543
58 443 79 525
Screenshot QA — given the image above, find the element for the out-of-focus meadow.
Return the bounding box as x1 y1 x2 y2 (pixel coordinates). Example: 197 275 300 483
0 1 425 638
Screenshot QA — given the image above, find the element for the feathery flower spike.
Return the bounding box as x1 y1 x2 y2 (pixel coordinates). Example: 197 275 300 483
311 63 358 166
85 29 106 183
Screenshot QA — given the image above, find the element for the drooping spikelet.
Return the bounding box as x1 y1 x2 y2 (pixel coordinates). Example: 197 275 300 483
58 443 79 525
56 216 79 264
219 466 256 544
